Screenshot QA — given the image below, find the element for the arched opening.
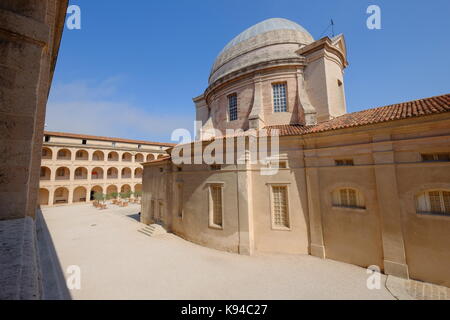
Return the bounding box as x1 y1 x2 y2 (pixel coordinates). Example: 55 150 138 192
91 167 104 180
42 147 52 160
39 188 49 205
53 187 69 204
106 185 118 198
134 167 143 179
57 149 71 160
40 166 51 180
73 186 87 203
146 154 155 162
157 154 166 159
122 152 132 162
55 167 70 180
90 185 103 201
135 153 144 163
108 151 119 161
134 184 142 193
121 184 131 193
74 167 88 180
75 149 89 160
121 167 132 179
107 167 118 179
92 150 104 161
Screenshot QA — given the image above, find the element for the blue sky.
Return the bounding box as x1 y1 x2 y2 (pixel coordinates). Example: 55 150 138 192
46 0 450 142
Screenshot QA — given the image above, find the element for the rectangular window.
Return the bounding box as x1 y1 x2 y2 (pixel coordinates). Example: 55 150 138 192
271 186 289 228
272 83 287 112
228 94 238 121
82 139 87 145
335 159 354 166
209 185 223 228
44 136 50 142
421 153 450 162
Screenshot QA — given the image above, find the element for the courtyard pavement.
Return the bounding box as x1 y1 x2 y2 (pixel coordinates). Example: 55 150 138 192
41 203 396 300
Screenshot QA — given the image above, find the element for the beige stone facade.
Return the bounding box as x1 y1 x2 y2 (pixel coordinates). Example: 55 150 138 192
141 18 450 287
39 131 173 206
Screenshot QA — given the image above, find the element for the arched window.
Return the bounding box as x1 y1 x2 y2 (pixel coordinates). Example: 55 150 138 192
332 188 365 209
416 190 450 216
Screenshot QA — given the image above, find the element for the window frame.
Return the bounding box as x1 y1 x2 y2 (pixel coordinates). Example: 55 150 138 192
208 183 224 230
332 187 366 210
227 93 238 122
415 190 450 217
272 82 288 113
267 183 291 231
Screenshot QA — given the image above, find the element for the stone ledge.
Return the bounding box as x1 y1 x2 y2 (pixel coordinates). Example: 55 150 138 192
0 216 40 300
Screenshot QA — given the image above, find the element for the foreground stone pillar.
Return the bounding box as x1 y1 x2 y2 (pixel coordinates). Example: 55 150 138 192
0 0 67 220
0 0 68 300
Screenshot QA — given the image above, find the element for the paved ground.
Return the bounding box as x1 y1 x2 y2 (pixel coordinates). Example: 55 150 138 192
42 203 396 300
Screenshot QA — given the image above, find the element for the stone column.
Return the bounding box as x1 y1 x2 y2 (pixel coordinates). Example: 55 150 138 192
372 135 409 279
248 74 265 130
236 149 255 255
304 147 326 258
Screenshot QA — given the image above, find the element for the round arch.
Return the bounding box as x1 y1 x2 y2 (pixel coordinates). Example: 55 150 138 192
122 152 132 162
106 185 118 197
42 147 52 160
134 167 143 179
73 186 87 203
75 149 89 160
121 167 132 179
53 187 69 204
90 185 103 201
39 188 49 205
91 167 104 180
134 184 142 193
57 148 71 160
40 166 51 180
157 154 166 159
121 184 131 193
74 167 88 180
108 151 119 161
135 153 144 163
55 167 70 180
146 154 155 162
92 150 105 161
107 167 118 179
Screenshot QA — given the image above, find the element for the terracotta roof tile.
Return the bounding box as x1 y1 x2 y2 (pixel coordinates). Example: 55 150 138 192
266 94 450 136
44 131 176 147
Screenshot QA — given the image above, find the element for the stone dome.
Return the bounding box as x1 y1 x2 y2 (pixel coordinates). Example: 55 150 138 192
209 18 314 85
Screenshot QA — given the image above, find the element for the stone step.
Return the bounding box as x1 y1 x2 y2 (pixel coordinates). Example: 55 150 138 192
138 224 167 237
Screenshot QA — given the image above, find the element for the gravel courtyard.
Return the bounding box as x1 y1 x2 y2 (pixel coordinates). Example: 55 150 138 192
41 204 395 300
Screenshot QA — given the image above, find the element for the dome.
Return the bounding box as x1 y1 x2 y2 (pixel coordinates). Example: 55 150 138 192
209 18 314 85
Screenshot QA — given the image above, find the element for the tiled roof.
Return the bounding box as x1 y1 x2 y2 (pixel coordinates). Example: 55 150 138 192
44 131 176 147
266 94 450 136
